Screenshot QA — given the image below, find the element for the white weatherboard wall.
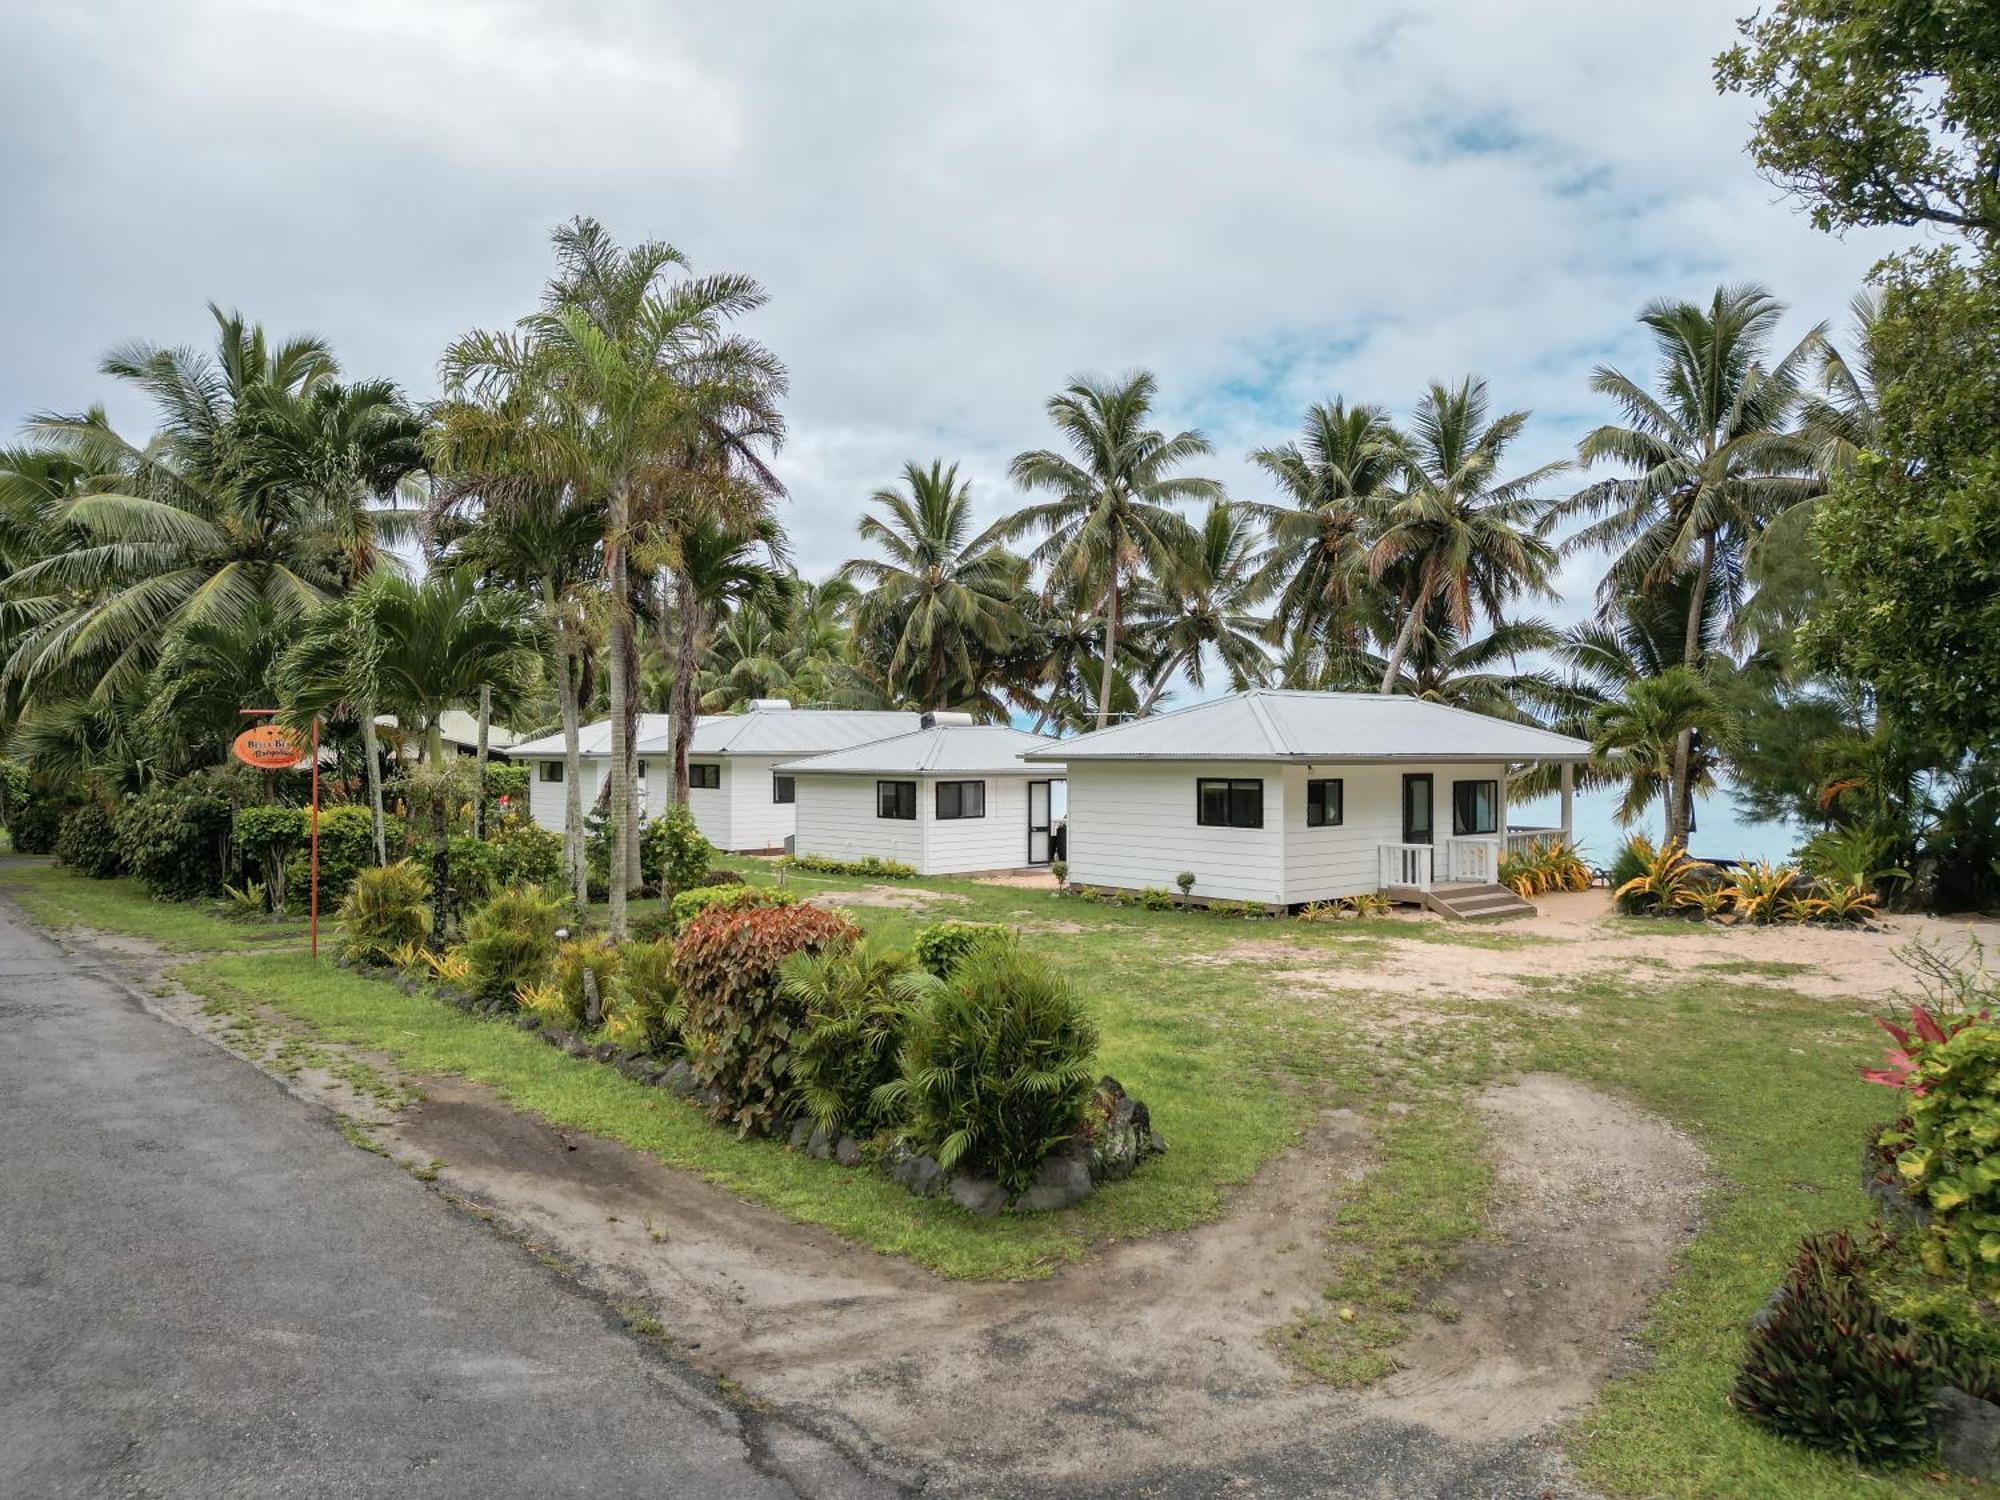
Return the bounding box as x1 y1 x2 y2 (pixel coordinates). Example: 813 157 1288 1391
1064 760 1284 903
527 757 603 833
791 774 1043 875
1063 758 1511 905
725 754 796 853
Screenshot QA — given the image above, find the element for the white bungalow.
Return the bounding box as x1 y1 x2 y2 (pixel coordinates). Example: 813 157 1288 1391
778 716 1067 875
1020 689 1592 918
509 702 919 853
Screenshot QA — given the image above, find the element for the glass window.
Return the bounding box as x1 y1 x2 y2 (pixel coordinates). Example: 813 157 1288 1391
935 780 986 820
1452 779 1498 836
1305 778 1343 827
877 780 917 820
772 774 795 804
538 760 563 784
689 763 721 790
1196 777 1263 829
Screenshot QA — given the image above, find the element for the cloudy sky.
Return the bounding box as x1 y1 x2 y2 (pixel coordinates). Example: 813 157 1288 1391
0 0 1903 618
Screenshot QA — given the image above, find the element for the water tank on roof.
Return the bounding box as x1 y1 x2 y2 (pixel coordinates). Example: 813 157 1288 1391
748 698 793 711
920 710 977 729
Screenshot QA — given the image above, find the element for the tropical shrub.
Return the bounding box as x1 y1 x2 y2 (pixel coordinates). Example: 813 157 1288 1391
294 804 409 908
641 803 713 893
878 945 1101 1196
234 805 306 911
2 759 72 855
1175 871 1196 896
1498 838 1590 899
780 852 916 879
605 938 683 1053
540 938 626 1030
483 763 529 819
1799 823 1911 897
1723 861 1803 924
490 819 563 890
912 920 1015 979
676 901 860 1137
444 833 502 914
1606 834 1651 893
1880 1020 2000 1288
1050 859 1068 888
115 777 233 900
780 936 919 1137
1339 891 1392 918
1611 836 1713 916
220 881 268 919
461 885 566 1002
55 801 124 879
334 860 433 963
1141 887 1176 910
669 882 792 931
1815 880 1883 926
1731 1229 1937 1463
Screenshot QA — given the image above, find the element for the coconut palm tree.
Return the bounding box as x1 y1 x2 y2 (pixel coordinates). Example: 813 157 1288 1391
1391 613 1566 719
1558 284 1822 839
996 372 1221 729
662 514 791 797
1246 400 1400 659
1589 666 1734 840
1369 377 1565 692
439 218 783 938
1129 500 1275 712
841 460 1022 713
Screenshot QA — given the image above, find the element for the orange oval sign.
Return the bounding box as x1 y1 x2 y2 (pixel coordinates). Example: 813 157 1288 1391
233 724 307 769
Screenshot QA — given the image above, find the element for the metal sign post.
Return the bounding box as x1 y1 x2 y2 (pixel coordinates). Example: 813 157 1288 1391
236 709 321 961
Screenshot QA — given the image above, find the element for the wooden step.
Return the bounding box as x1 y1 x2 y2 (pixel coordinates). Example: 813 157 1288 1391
1423 883 1537 922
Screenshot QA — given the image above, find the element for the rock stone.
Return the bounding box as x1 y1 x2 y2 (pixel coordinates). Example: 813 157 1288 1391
949 1175 1008 1217
834 1135 862 1168
514 1013 542 1032
1938 1386 2000 1478
806 1125 835 1161
788 1119 814 1151
658 1061 696 1096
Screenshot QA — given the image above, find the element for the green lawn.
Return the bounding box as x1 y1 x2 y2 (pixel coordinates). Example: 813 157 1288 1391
0 852 1973 1496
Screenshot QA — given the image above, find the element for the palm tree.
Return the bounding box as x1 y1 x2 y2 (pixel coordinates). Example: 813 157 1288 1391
1391 613 1565 719
1590 666 1733 841
1369 377 1564 692
439 218 783 938
997 372 1221 729
663 514 791 797
1129 500 1274 712
841 460 1022 712
1247 400 1400 659
1559 284 1821 838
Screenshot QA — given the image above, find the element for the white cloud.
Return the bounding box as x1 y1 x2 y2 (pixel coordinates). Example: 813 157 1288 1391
0 0 1905 602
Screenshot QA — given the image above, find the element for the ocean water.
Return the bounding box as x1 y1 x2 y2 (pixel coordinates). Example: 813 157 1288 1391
1510 780 1801 868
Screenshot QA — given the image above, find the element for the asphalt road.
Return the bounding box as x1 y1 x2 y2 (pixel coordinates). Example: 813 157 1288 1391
0 897 903 1499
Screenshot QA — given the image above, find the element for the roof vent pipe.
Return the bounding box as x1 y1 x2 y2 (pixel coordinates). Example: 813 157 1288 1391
920 710 977 729
748 698 793 711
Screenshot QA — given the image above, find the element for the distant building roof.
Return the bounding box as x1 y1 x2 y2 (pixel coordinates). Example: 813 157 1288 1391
511 706 922 761
778 724 1063 776
510 714 674 759
1019 690 1594 764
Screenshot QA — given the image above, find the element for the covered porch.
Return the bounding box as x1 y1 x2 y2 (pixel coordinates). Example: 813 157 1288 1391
1376 761 1577 916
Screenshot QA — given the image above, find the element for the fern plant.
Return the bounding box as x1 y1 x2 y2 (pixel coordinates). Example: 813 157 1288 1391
334 860 432 963
876 945 1100 1195
779 936 919 1137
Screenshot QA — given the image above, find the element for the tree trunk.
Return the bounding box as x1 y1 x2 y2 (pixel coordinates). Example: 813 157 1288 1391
606 499 633 941
429 793 449 955
1095 571 1122 731
1668 536 1714 849
359 708 387 866
1378 585 1429 693
622 604 643 894
670 571 702 805
473 684 491 839
1137 646 1192 714
543 578 588 908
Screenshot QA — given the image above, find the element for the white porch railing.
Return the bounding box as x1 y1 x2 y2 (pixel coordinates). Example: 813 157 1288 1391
1505 826 1568 857
1443 837 1503 884
1379 842 1434 889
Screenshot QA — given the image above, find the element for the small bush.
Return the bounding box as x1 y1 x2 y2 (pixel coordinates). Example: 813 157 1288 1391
1731 1229 1938 1463
335 861 433 963
912 920 1015 979
1175 870 1195 896
56 801 124 879
490 819 563 890
1141 886 1176 910
115 778 233 900
676 902 860 1137
1498 837 1590 899
781 851 916 879
1607 834 1650 893
780 936 919 1136
540 938 625 1030
3 761 73 855
642 803 713 893
1723 861 1804 924
669 882 792 931
235 805 306 911
878 945 1100 1196
1882 1018 2000 1288
462 886 566 1002
1050 859 1068 887
444 833 502 916
294 804 410 908
606 939 683 1054
483 762 529 819
1611 836 1713 916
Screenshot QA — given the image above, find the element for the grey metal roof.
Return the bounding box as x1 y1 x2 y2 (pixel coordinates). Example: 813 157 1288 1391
671 709 921 758
511 714 674 759
777 725 1064 776
1018 690 1595 764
